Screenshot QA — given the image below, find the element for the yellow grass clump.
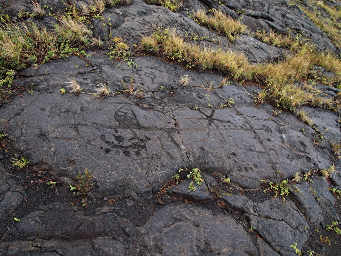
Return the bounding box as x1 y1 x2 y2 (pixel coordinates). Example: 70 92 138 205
141 29 339 112
193 9 246 41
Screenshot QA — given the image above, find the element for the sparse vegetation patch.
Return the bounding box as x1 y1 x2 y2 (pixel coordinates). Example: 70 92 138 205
298 0 341 48
70 169 95 207
0 18 92 92
144 0 182 12
174 168 204 192
326 221 341 235
141 29 340 113
11 156 30 169
262 178 290 199
193 9 246 41
254 30 296 49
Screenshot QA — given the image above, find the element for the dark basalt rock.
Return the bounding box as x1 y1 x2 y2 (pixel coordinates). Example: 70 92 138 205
0 0 340 255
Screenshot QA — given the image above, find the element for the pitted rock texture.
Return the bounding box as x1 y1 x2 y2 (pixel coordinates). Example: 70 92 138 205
0 0 340 256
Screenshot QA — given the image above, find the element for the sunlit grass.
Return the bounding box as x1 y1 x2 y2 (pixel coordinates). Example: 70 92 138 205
193 9 246 41
141 29 339 112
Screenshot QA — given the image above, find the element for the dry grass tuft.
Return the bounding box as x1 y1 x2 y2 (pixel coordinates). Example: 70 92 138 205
77 0 132 15
254 30 295 49
96 84 111 97
0 15 94 94
179 75 191 86
141 29 250 80
316 1 341 22
253 25 340 83
32 1 45 17
299 1 341 48
193 9 246 41
66 80 82 95
90 0 106 14
312 52 341 77
144 0 182 12
108 37 131 60
141 28 340 112
55 16 92 44
295 110 314 126
0 16 92 70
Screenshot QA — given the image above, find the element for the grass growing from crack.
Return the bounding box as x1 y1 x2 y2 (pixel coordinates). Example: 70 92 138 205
70 169 95 207
331 143 341 159
254 30 297 49
179 74 191 86
66 80 83 95
108 37 131 60
0 17 92 96
0 0 134 100
187 168 204 191
262 178 290 199
193 9 246 41
95 84 111 97
107 37 137 68
295 110 314 126
326 221 341 235
11 157 30 169
175 168 204 191
17 0 132 20
141 29 250 80
298 0 341 48
290 242 302 256
249 28 341 88
219 98 235 109
75 0 131 16
144 0 182 12
329 187 341 198
254 29 341 86
141 29 340 112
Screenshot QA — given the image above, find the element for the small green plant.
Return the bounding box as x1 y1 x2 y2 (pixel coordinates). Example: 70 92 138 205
222 177 231 184
307 250 315 256
46 181 57 186
11 157 30 169
173 173 181 184
262 178 290 199
329 187 341 198
249 225 254 232
145 0 182 12
320 164 335 178
163 0 182 11
220 98 235 108
326 221 341 235
319 235 331 246
303 170 313 182
187 168 204 191
108 37 131 60
0 69 15 88
108 37 136 68
0 132 7 139
290 243 301 256
13 217 21 222
70 169 94 207
59 88 66 94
